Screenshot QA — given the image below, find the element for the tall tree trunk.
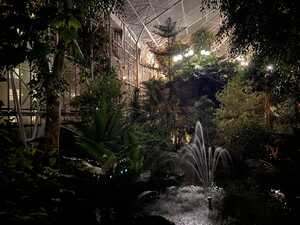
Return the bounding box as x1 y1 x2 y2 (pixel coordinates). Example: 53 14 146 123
45 42 65 152
44 0 71 153
265 90 273 130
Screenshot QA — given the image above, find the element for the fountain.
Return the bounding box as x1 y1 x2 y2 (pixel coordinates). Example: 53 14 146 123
144 121 232 225
180 121 232 189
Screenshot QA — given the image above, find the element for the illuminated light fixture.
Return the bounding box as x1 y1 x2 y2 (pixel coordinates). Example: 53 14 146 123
200 50 211 56
148 52 155 64
235 55 249 67
32 116 37 123
184 49 194 57
266 64 274 72
161 74 167 80
236 56 244 62
240 61 249 67
173 54 183 62
16 28 24 35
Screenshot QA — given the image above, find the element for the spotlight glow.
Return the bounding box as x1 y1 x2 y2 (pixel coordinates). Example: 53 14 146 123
184 49 194 57
236 56 244 62
173 54 183 62
235 55 249 67
200 50 211 56
266 64 274 72
240 61 249 67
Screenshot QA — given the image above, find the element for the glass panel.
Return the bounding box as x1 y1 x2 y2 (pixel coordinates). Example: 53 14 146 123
0 72 8 110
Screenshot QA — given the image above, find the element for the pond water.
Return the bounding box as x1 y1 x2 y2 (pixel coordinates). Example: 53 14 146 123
144 185 224 225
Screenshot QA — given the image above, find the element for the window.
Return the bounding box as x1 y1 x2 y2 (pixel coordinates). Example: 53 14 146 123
112 28 123 59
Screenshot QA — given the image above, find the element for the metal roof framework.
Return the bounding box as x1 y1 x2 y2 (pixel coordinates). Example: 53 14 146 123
122 0 225 49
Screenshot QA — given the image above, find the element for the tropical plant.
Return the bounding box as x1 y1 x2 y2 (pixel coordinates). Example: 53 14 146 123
215 74 266 150
150 17 183 79
204 0 300 128
222 179 290 225
271 98 297 133
0 0 124 153
143 78 182 147
134 122 178 174
75 98 143 174
71 70 122 126
172 29 217 77
188 96 217 144
129 87 142 122
142 78 168 115
129 79 181 177
191 29 215 54
205 0 300 68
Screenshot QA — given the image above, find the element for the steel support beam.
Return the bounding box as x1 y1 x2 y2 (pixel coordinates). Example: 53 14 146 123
184 9 218 31
135 27 145 87
126 0 158 46
145 0 182 25
147 0 161 26
181 0 189 35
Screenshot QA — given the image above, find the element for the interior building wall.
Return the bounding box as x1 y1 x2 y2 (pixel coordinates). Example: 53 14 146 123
110 14 162 101
0 13 161 126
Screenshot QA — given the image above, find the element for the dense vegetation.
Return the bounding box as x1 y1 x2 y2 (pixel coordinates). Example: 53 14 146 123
0 0 300 225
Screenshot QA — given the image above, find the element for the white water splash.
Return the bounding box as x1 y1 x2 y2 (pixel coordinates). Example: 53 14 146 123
180 121 232 188
145 185 225 225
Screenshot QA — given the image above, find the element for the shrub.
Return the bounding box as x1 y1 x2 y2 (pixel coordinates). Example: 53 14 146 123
215 75 267 158
222 180 290 225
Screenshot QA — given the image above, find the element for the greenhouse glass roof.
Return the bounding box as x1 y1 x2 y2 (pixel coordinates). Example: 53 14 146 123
122 0 223 45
